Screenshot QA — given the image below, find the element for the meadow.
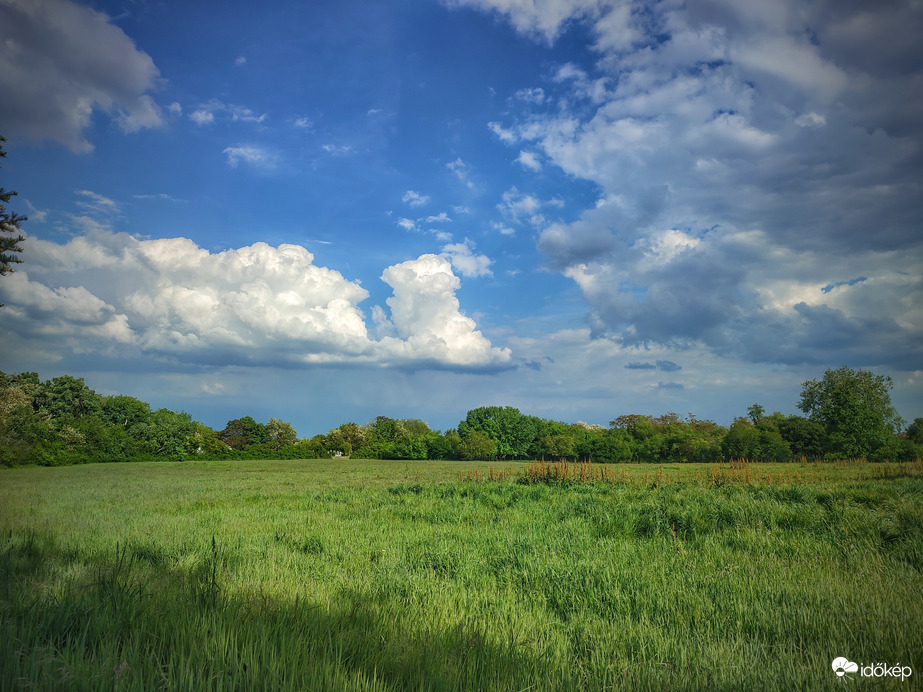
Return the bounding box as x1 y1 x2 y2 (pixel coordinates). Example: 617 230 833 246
1 458 922 690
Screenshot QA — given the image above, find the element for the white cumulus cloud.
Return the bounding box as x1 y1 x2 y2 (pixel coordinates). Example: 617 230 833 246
402 190 430 207
0 229 511 372
515 150 542 171
190 109 215 126
379 254 510 368
441 239 494 278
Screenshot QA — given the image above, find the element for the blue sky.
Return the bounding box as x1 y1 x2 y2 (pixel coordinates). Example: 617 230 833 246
1 0 921 437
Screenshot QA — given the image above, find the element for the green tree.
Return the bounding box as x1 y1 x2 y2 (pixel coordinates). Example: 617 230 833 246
532 418 581 459
218 416 268 450
142 409 198 458
722 418 790 462
100 395 152 431
0 378 45 465
777 415 827 459
458 406 537 459
266 417 298 450
0 136 26 299
34 375 102 419
721 418 760 460
358 416 431 459
906 418 923 445
458 429 496 461
798 367 903 459
584 428 632 463
425 429 460 460
327 422 370 457
192 423 227 456
747 404 765 425
301 434 329 458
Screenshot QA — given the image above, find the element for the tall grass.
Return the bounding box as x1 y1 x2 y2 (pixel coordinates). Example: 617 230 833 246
518 456 923 487
1 459 921 690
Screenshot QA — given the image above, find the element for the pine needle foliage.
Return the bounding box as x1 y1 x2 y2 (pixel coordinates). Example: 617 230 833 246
0 136 26 306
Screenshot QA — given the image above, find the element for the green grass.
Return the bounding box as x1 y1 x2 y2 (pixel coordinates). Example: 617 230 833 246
1 459 922 690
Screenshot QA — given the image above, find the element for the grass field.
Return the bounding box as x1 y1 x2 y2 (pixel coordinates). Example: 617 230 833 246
1 459 922 690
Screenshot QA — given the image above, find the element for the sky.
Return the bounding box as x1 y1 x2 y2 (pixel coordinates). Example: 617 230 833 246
0 0 921 437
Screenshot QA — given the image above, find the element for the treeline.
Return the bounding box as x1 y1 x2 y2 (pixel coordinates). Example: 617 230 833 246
1 368 921 467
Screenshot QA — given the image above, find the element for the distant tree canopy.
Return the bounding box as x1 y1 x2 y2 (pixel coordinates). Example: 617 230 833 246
0 366 919 467
0 371 305 466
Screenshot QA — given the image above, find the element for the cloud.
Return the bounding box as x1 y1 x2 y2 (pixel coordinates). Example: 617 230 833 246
441 239 493 278
656 360 682 373
379 254 510 368
515 150 542 171
463 0 923 371
498 187 552 227
398 211 463 243
190 109 215 126
133 193 177 202
192 100 267 127
822 277 867 294
75 189 120 216
24 200 49 223
402 190 430 207
446 158 474 188
488 121 517 144
491 221 516 236
0 0 164 152
446 0 606 43
321 144 352 155
514 87 546 104
223 145 274 169
624 360 681 372
0 229 511 372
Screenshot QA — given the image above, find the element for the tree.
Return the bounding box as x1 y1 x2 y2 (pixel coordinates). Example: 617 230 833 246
458 429 496 460
100 395 152 431
747 404 765 425
0 137 26 302
906 418 923 445
798 367 903 459
458 406 537 459
584 428 632 463
142 409 198 458
356 416 431 460
777 415 827 459
34 375 102 419
325 422 368 457
266 417 297 450
425 429 460 460
218 416 268 450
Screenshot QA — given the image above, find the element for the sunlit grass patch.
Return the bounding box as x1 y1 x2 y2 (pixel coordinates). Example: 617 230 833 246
1 459 921 690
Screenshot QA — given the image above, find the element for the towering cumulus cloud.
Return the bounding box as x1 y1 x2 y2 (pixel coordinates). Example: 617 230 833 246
379 254 510 368
0 230 511 371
